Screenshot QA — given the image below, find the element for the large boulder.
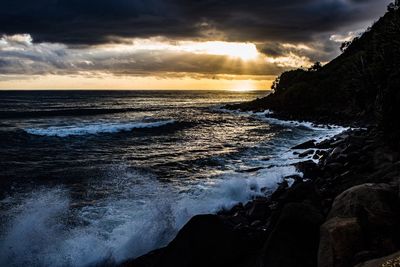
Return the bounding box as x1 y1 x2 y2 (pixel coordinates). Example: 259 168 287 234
327 183 399 231
318 183 400 267
292 140 317 150
260 203 324 267
318 217 362 267
125 214 259 267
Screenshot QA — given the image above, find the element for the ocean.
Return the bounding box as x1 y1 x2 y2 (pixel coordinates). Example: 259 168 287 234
0 90 344 266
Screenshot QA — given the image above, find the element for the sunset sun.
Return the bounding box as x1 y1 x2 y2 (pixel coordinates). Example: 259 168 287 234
231 80 257 91
182 41 260 61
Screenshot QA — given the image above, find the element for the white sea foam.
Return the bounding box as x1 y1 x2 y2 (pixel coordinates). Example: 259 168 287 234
0 165 294 267
0 109 348 267
24 120 176 137
216 107 344 132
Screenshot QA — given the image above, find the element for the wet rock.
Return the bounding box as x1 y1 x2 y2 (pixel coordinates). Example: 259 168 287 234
281 181 321 205
318 183 400 267
260 187 270 194
316 150 329 159
236 167 264 173
318 217 363 267
327 183 399 223
270 180 289 201
316 139 333 149
246 200 271 221
383 152 397 162
330 139 346 147
230 213 249 226
346 151 361 164
329 146 345 158
284 174 302 181
299 149 315 158
260 203 324 267
354 250 400 267
368 161 400 183
250 220 262 227
126 215 256 267
292 140 317 150
325 162 344 173
352 251 380 264
295 160 322 180
124 248 165 267
231 203 244 212
342 144 357 154
219 203 243 216
335 154 348 164
362 144 375 152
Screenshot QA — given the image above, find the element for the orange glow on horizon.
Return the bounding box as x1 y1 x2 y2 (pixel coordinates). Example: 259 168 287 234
0 74 274 91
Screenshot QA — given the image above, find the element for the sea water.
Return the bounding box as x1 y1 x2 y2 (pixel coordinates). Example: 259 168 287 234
0 90 345 266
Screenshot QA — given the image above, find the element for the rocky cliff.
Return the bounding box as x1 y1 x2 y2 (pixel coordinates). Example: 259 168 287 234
229 5 400 148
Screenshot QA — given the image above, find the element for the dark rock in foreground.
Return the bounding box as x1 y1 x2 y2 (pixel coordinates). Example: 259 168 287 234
292 140 317 150
260 203 323 267
319 183 400 267
124 214 265 267
122 128 400 267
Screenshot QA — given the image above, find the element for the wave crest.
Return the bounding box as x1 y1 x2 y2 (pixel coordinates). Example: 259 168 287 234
24 120 176 137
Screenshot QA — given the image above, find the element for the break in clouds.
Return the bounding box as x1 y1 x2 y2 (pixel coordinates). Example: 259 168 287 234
0 0 392 81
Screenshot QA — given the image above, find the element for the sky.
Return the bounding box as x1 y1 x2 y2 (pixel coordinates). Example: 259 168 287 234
0 0 393 90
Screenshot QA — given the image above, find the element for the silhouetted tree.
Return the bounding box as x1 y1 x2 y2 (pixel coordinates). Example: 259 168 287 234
340 41 352 52
271 77 280 92
308 62 322 72
388 0 400 11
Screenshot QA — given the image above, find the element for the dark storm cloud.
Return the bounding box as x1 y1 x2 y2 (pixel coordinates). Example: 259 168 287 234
0 0 392 45
0 0 393 81
0 34 287 77
0 0 192 44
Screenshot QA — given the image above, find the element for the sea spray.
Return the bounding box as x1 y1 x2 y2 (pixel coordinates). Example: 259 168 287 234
0 164 298 266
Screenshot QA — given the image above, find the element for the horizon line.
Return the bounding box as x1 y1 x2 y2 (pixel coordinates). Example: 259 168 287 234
0 88 271 92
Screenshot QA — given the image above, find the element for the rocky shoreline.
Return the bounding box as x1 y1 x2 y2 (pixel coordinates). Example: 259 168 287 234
121 126 400 267
121 5 400 265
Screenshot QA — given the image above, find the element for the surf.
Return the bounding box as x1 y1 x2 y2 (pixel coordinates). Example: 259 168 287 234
24 120 176 137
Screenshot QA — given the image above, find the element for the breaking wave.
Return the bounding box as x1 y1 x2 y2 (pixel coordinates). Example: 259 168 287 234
216 108 344 131
0 165 294 266
1 101 349 267
24 120 176 137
